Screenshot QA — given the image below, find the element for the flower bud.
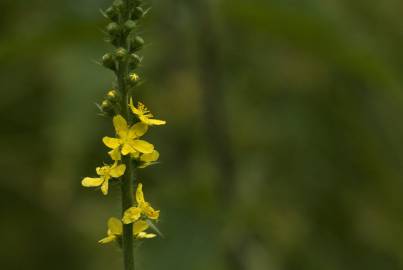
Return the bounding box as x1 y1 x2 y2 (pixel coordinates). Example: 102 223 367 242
101 100 114 116
115 47 128 61
130 36 144 51
128 73 140 86
113 0 124 9
128 53 142 69
132 7 144 20
106 90 119 103
105 7 118 21
106 22 120 35
102 53 116 71
124 20 136 32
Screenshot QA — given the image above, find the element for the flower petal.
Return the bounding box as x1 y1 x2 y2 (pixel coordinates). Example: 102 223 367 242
140 150 159 163
130 140 154 154
130 151 140 159
136 183 145 204
122 207 142 224
109 164 126 178
143 205 160 220
108 217 123 235
137 232 157 239
121 143 135 155
81 177 103 187
98 235 116 244
108 148 121 161
101 178 109 195
129 98 142 116
128 122 148 138
113 115 128 137
132 220 149 235
103 137 121 149
142 116 166 126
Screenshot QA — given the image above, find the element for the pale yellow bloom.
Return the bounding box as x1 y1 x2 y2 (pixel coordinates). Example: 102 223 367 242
82 162 126 195
122 183 160 224
103 115 154 160
99 218 156 244
99 217 122 244
138 150 160 168
129 98 166 126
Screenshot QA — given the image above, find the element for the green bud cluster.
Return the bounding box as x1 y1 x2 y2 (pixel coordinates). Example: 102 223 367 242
101 89 121 116
99 0 147 116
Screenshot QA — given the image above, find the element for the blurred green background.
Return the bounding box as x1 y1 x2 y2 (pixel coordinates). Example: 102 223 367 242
1 0 403 269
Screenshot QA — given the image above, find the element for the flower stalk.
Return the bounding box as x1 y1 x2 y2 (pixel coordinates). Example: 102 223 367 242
81 1 164 270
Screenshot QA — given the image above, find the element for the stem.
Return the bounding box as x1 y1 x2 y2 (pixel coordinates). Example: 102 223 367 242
118 1 136 269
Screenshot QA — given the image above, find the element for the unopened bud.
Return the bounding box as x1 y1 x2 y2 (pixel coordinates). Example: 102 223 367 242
124 20 137 32
102 53 116 70
106 22 120 35
106 90 119 102
132 7 144 20
115 47 128 61
101 100 114 116
105 7 118 21
130 36 144 51
128 53 142 69
113 0 124 9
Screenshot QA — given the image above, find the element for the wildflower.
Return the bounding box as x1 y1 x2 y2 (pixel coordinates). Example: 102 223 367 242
129 98 166 126
82 162 126 195
99 217 122 244
122 183 160 224
129 149 159 168
99 217 156 244
138 150 159 168
103 115 154 159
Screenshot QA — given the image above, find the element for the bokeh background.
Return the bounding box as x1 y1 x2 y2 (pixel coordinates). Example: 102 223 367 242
1 0 403 269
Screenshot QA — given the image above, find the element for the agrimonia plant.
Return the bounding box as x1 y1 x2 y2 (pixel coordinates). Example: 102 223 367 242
81 0 164 269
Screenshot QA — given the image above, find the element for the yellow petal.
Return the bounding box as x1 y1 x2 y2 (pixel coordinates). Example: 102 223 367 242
130 140 154 154
128 122 148 138
136 183 145 204
137 232 157 239
143 205 160 220
129 98 142 116
108 148 122 161
130 151 140 159
103 137 121 149
113 115 128 137
98 235 116 244
121 143 135 155
132 220 149 235
140 150 159 162
122 207 142 224
108 217 123 235
101 178 109 195
96 166 108 175
81 177 103 187
109 164 126 178
142 116 166 126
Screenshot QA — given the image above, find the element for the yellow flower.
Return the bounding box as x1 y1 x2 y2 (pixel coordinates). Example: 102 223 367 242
82 162 126 195
122 183 160 224
103 115 154 160
129 98 166 126
99 217 122 244
99 217 156 244
133 220 157 239
138 150 159 168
